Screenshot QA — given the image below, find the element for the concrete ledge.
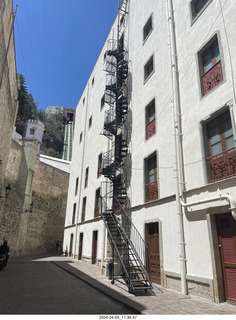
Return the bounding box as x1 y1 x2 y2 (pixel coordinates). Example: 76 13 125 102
164 271 213 301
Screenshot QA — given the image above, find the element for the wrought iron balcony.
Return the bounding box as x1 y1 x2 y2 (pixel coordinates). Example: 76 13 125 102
145 180 158 202
201 60 223 96
206 147 236 183
146 119 156 140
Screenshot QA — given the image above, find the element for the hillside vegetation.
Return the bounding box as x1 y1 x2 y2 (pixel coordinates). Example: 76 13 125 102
15 74 66 158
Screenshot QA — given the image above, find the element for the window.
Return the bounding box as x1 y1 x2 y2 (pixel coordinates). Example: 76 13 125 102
84 167 89 188
72 203 76 224
145 153 158 202
200 37 223 96
81 197 86 222
92 77 95 86
119 33 124 51
83 97 85 105
30 128 35 135
146 100 156 140
202 40 221 73
97 153 102 178
101 94 105 110
104 52 107 63
144 56 154 82
205 110 236 182
94 188 100 218
89 116 92 129
75 177 79 196
80 132 83 143
120 14 124 26
191 0 211 20
143 15 153 42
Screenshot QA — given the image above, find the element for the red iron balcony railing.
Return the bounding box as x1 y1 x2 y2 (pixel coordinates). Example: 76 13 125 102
146 180 158 202
202 61 223 96
146 119 156 140
206 147 236 183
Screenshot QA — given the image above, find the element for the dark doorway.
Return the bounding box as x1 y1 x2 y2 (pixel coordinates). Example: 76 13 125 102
216 213 236 301
78 233 83 260
147 223 161 284
69 233 74 257
92 231 98 264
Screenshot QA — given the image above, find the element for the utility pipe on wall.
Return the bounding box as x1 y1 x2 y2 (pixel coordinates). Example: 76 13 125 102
180 194 236 221
166 0 187 295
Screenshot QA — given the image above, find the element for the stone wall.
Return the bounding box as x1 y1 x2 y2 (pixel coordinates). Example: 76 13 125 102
0 138 69 256
31 160 69 253
0 0 18 188
0 0 68 256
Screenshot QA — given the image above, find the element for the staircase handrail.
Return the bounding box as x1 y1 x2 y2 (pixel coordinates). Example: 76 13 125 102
113 197 151 284
99 204 134 292
100 195 152 291
114 196 151 278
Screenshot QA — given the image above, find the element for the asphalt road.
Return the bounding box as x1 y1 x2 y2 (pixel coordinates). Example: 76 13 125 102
0 255 138 315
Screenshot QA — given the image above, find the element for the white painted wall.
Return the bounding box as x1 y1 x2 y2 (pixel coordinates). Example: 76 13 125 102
63 0 236 295
38 154 70 173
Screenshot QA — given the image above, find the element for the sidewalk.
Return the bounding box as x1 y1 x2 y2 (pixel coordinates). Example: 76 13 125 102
41 255 236 315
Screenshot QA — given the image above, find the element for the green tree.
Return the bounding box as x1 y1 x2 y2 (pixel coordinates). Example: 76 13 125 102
15 74 68 159
36 108 46 121
17 74 37 121
46 148 57 157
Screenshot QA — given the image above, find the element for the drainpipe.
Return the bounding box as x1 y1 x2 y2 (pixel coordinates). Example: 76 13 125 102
166 0 187 295
180 194 236 221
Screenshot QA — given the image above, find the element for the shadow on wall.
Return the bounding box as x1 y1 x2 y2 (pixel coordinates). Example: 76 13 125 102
123 71 132 210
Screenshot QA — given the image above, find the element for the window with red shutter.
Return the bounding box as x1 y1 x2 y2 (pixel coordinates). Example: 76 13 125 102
206 110 236 182
72 203 76 224
200 38 223 96
97 154 102 178
84 167 89 188
81 197 86 222
146 100 156 140
145 153 158 202
94 188 100 218
75 177 79 196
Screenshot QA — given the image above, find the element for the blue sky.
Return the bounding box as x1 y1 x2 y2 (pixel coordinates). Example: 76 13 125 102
13 0 118 110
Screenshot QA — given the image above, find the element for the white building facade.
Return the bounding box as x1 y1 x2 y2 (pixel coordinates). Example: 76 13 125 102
63 0 236 303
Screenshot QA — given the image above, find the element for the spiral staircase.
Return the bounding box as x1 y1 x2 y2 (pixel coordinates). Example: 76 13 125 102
100 0 152 294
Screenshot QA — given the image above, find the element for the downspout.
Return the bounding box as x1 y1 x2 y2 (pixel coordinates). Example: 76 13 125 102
166 0 187 295
180 194 236 221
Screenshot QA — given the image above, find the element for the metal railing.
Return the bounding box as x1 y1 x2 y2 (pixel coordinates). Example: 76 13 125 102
206 147 236 182
145 180 158 202
100 196 152 292
115 196 151 277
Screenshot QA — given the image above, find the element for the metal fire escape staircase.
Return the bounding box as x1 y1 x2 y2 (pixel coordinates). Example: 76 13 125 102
100 0 152 294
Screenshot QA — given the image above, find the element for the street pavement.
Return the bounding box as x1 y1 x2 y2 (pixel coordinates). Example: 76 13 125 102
1 253 236 316
0 254 138 315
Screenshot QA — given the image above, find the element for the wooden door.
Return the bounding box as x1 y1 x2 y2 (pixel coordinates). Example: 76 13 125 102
69 233 74 257
216 213 236 301
148 223 161 284
92 231 98 264
78 233 83 260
